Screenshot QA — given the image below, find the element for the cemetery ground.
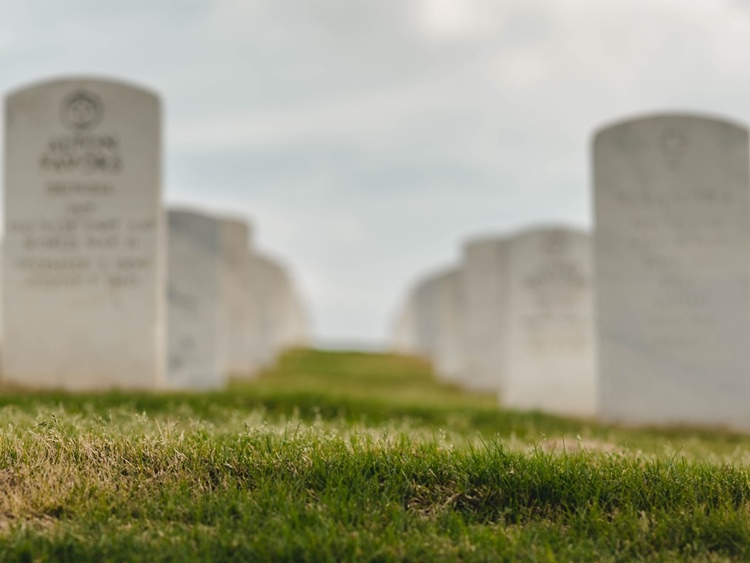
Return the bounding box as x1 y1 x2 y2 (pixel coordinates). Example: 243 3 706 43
2 354 750 561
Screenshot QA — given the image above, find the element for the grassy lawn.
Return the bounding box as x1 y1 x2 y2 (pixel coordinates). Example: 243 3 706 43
2 350 750 561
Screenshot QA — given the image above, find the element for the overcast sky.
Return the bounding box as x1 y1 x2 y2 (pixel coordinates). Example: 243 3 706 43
2 0 750 347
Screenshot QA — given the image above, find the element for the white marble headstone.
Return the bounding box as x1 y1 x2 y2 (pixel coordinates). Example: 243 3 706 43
412 275 440 365
412 268 464 383
273 267 296 353
392 298 417 355
433 269 465 383
3 77 163 390
218 218 259 378
167 209 223 390
285 285 309 349
594 114 750 430
255 254 287 369
460 236 509 391
502 227 596 416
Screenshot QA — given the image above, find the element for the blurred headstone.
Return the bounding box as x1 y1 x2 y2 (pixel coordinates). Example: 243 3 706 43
433 269 464 382
594 114 750 430
254 254 287 369
218 218 259 378
412 268 464 383
392 297 417 355
412 274 442 368
167 209 223 389
3 77 163 389
502 227 596 416
284 282 310 349
460 236 509 391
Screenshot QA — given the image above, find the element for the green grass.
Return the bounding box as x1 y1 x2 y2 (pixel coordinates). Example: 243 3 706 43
2 349 750 561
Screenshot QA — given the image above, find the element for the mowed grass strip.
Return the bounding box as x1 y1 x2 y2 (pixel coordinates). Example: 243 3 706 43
1 418 750 561
1 350 750 560
3 350 750 456
0 416 750 561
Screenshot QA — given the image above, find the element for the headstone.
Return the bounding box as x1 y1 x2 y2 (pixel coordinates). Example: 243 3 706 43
411 274 442 365
167 209 223 389
272 267 295 353
412 268 464 383
3 77 163 390
255 254 287 368
594 114 750 430
275 267 308 351
433 269 465 383
218 218 259 378
285 284 309 349
460 236 509 391
502 227 596 416
392 297 417 355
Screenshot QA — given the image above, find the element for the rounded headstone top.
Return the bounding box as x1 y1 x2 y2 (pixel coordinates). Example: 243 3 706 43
255 252 287 274
168 207 220 221
593 112 748 148
168 208 222 238
413 265 461 292
6 76 160 105
5 76 161 143
437 268 461 284
507 224 588 245
505 227 589 267
219 216 253 247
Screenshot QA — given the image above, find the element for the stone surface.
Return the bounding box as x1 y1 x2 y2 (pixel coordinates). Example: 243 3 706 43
255 254 288 368
411 274 441 366
250 254 308 366
392 297 417 355
3 77 163 390
594 114 750 430
432 269 465 382
412 268 464 382
276 266 309 350
284 283 309 349
502 227 596 416
167 209 223 390
460 236 509 391
218 218 259 378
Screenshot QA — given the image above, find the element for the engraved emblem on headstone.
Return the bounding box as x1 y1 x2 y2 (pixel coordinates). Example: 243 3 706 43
60 90 103 131
660 128 688 169
541 231 566 255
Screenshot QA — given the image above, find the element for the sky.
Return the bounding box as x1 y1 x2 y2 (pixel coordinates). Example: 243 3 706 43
2 0 750 347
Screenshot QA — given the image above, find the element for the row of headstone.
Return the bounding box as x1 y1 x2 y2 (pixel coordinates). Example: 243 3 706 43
167 210 308 390
394 113 750 433
404 268 464 383
393 226 596 417
2 76 309 391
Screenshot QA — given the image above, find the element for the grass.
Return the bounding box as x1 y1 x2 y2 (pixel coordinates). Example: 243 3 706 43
2 349 750 560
